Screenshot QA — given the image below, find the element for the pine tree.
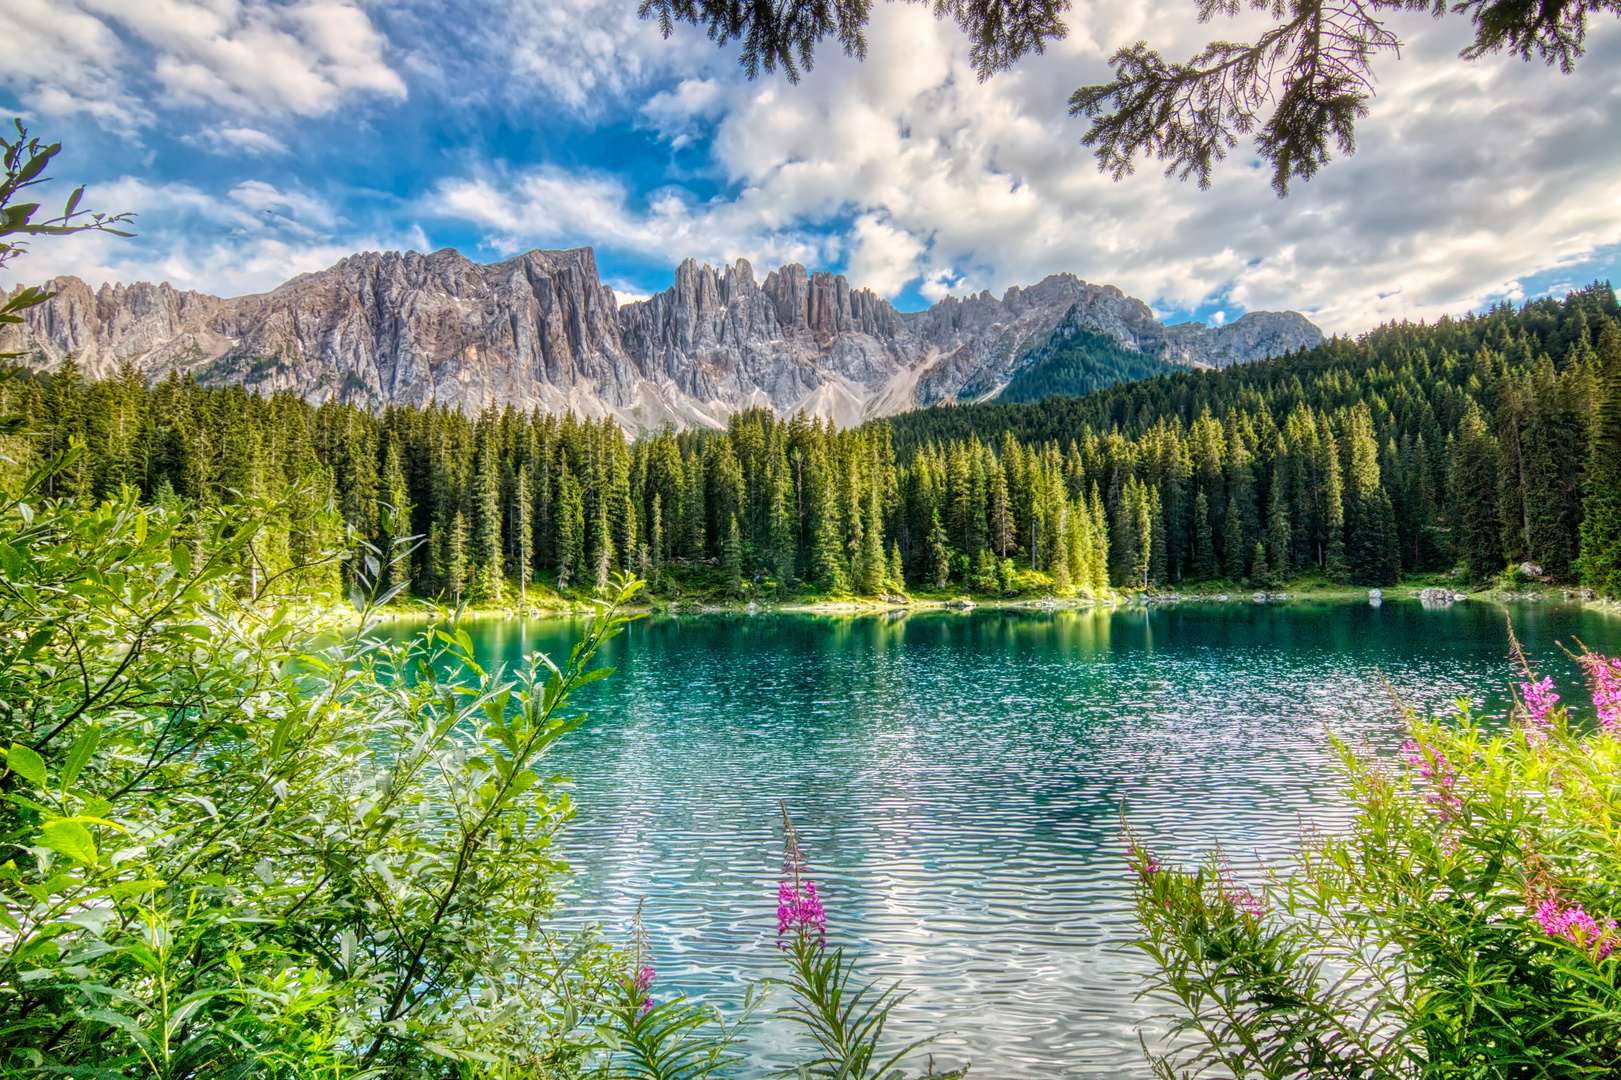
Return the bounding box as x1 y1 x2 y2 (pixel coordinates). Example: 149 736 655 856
556 468 583 590
1248 540 1270 586
1580 321 1621 596
1192 490 1218 580
888 540 906 592
855 485 886 594
650 493 664 588
1322 426 1349 582
723 513 743 596
594 501 612 593
1110 477 1152 589
1449 404 1502 581
470 433 503 602
1148 485 1168 587
1344 402 1399 585
928 510 952 589
988 464 1014 557
1223 495 1247 580
811 499 847 593
1267 492 1292 581
446 510 469 605
515 463 533 600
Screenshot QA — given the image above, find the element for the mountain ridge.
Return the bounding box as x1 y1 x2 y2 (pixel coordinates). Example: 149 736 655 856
0 245 1325 430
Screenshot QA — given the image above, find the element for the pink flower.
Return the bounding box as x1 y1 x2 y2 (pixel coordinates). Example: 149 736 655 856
1519 675 1560 727
1401 739 1462 820
777 878 827 946
1534 896 1617 961
633 963 655 1014
1577 652 1621 732
1127 844 1163 880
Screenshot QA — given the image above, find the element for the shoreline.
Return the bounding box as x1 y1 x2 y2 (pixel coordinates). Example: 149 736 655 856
348 583 1621 624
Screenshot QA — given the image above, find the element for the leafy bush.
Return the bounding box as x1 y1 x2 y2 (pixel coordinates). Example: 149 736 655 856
0 446 959 1078
1131 633 1621 1077
0 452 636 1076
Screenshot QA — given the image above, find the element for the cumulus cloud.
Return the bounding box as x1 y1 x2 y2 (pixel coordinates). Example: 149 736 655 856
8 0 1618 335
432 167 841 274
428 1 1621 332
1 177 421 297
2 0 404 128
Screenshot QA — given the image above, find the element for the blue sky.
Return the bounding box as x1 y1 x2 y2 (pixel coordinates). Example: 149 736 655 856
3 0 1619 333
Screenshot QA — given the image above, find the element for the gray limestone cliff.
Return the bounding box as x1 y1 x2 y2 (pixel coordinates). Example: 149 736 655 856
0 246 1324 431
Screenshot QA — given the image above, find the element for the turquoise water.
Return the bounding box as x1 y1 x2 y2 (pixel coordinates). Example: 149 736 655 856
386 600 1621 1077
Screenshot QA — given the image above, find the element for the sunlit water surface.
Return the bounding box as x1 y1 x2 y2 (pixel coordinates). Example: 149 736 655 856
381 600 1621 1077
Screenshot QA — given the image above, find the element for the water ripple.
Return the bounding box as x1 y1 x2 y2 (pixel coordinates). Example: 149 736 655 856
381 601 1621 1078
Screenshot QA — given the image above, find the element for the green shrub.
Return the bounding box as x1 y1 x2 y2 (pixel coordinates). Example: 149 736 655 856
1131 636 1621 1077
0 455 634 1076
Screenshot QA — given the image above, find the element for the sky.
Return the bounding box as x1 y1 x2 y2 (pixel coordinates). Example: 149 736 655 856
1 0 1618 334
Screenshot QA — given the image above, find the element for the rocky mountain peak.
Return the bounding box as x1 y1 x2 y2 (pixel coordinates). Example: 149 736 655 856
1 246 1325 431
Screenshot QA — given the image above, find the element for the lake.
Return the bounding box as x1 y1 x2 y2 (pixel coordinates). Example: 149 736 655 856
384 599 1621 1077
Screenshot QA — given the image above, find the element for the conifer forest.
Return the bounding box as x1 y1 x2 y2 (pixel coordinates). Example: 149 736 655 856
4 280 1619 601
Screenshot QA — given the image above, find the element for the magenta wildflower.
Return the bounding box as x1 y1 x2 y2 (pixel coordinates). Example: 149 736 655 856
1534 896 1617 961
1401 739 1462 820
634 963 655 1014
1577 652 1621 732
1218 878 1265 919
1519 675 1560 728
1127 844 1163 881
777 877 827 946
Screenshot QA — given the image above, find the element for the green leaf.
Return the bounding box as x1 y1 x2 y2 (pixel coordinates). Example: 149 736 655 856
171 542 191 577
61 725 100 788
39 819 96 864
4 744 46 786
17 627 53 661
0 541 22 578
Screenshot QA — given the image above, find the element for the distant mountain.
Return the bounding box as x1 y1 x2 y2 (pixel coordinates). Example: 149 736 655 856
0 246 1324 430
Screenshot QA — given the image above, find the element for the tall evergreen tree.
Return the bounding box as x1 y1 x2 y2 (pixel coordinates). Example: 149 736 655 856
1222 495 1247 581
723 513 743 597
1580 321 1621 596
1192 491 1218 580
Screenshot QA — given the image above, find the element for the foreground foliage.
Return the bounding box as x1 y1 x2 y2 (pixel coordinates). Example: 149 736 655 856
0 457 641 1075
1132 634 1621 1076
0 459 954 1077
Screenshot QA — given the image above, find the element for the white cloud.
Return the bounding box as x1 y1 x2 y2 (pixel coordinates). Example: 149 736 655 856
8 0 1618 336
432 167 841 273
186 124 290 156
2 0 405 129
0 177 421 297
429 1 1621 333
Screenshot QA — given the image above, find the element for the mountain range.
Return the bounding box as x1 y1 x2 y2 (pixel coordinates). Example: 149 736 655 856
0 246 1324 431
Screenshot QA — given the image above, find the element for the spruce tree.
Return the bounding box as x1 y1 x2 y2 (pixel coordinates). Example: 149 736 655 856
855 485 886 594
723 513 743 596
989 464 1014 557
1149 485 1168 586
1223 495 1247 581
1322 427 1349 582
1267 493 1292 581
928 510 952 589
811 500 847 593
1448 404 1502 581
515 463 533 600
471 435 502 602
556 469 583 590
1191 490 1218 580
446 510 469 605
650 494 664 588
1579 321 1621 596
888 540 906 592
1248 540 1270 586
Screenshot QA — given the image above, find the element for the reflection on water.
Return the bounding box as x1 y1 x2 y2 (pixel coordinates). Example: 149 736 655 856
378 601 1621 1077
